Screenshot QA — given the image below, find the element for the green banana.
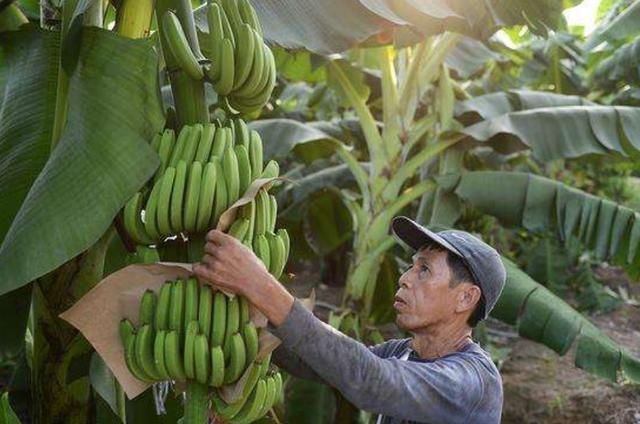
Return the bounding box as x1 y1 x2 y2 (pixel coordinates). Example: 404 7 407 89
223 145 240 206
119 319 135 347
183 161 203 233
266 231 285 277
232 23 255 90
169 279 185 333
248 130 263 180
184 320 199 379
224 332 246 384
162 11 204 80
211 291 227 346
155 282 172 331
180 123 203 164
239 199 256 247
156 166 176 237
277 228 290 263
168 126 191 168
198 284 213 338
143 179 163 241
223 296 240 357
194 333 210 385
150 133 162 152
217 0 236 47
139 290 157 327
170 160 187 233
156 129 175 182
237 0 262 36
234 144 251 196
229 46 276 112
209 345 225 387
221 0 244 38
206 37 224 83
234 30 265 98
154 330 171 380
273 370 283 403
123 192 154 245
124 332 154 382
164 329 187 381
211 158 228 226
256 375 277 421
232 379 267 424
239 296 250 324
268 194 278 232
207 2 225 44
185 277 200 324
195 124 216 163
254 234 271 271
261 159 279 179
213 38 235 95
228 218 250 241
254 189 269 236
233 119 250 149
196 161 218 232
135 324 161 380
210 126 229 160
242 321 259 365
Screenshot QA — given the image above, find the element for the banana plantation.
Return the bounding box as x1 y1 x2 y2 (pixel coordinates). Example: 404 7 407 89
1 0 640 423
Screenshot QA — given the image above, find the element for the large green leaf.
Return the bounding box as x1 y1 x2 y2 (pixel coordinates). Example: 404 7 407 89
0 30 60 242
0 27 164 296
592 35 640 89
584 0 640 50
455 90 640 161
495 258 639 383
450 171 640 268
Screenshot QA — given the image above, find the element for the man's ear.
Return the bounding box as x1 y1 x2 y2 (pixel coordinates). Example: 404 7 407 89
456 283 481 313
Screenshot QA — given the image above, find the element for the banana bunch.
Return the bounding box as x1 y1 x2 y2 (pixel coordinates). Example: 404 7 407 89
203 0 276 112
123 121 282 245
120 278 282 422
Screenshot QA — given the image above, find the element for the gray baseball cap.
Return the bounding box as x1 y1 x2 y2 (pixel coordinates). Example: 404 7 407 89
391 216 506 320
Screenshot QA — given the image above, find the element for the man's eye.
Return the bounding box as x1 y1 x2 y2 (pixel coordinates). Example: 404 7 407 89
420 265 429 273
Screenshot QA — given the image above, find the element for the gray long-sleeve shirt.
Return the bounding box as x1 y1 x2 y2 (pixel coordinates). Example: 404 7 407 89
270 300 503 423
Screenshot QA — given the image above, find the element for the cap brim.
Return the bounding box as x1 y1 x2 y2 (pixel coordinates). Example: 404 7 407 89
391 216 463 257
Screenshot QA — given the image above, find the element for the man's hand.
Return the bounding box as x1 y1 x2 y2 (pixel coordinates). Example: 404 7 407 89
193 229 295 326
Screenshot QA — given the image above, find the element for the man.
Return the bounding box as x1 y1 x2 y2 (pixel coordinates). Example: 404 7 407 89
194 216 506 423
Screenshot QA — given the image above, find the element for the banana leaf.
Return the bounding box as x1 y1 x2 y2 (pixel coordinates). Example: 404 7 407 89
450 171 640 268
0 27 164 296
584 0 640 50
495 258 639 383
455 90 640 161
0 393 21 424
592 35 640 89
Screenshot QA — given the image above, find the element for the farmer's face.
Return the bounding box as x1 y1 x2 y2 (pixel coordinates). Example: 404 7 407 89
394 247 465 331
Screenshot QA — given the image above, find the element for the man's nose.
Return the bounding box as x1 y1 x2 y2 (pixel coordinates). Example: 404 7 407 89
398 272 410 288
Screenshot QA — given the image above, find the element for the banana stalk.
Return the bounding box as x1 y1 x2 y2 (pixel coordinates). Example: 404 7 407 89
115 0 155 39
184 381 209 424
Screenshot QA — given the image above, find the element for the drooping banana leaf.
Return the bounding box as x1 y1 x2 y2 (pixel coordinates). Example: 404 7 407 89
0 27 164 296
455 90 640 161
592 35 640 89
584 0 640 50
495 257 640 383
448 171 640 270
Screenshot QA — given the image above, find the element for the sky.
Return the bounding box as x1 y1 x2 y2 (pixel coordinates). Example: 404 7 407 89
563 0 600 34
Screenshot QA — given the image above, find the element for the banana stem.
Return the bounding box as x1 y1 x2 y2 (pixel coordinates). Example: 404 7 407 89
115 382 127 423
115 0 155 38
184 381 209 424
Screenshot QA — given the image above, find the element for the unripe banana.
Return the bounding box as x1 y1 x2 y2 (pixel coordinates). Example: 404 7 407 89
232 23 256 90
151 133 162 152
229 46 276 112
156 166 176 237
239 199 256 246
277 228 290 263
198 284 213 338
170 160 187 233
261 159 279 179
234 30 265 98
242 321 259 365
254 189 269 236
232 379 267 424
162 11 204 80
168 126 191 168
184 320 199 379
156 129 175 182
273 371 283 404
211 158 228 226
268 194 278 232
206 37 224 83
164 329 187 381
123 192 154 245
234 144 251 196
185 277 200 324
248 130 263 180
180 123 203 164
238 0 262 36
209 345 225 387
143 179 163 241
217 0 236 47
213 38 235 95
207 2 225 44
135 324 161 380
119 319 135 347
211 291 227 346
183 161 203 233
124 332 154 382
155 282 172 331
224 332 246 384
210 126 229 160
228 218 250 241
233 119 250 149
257 375 278 421
195 124 216 163
221 0 244 38
254 234 271 271
266 231 285 278
196 161 218 232
239 295 250 325
223 144 240 205
139 290 157 327
169 279 185 333
194 333 210 385
154 330 171 380
223 296 240 357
